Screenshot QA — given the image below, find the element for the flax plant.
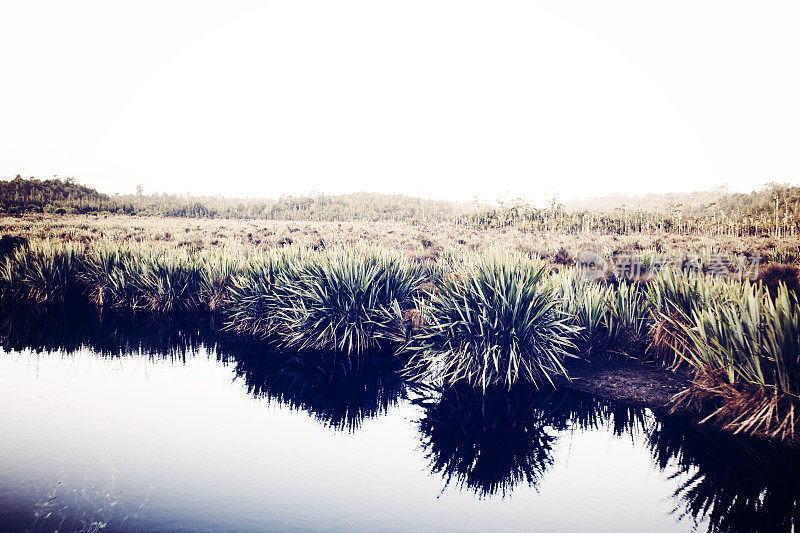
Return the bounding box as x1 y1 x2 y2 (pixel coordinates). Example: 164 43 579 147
406 251 578 390
278 246 422 354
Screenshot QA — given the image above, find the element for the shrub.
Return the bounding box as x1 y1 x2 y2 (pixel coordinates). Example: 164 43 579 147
757 263 800 299
406 251 578 390
671 282 800 439
224 248 303 339
278 246 422 354
647 268 739 368
0 241 82 303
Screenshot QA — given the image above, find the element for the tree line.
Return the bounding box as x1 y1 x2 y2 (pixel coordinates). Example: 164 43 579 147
3 175 800 235
0 176 473 223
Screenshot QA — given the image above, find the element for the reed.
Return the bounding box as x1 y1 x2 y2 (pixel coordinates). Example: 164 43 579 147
198 249 245 312
406 251 578 389
608 281 650 350
550 269 613 350
4 235 800 442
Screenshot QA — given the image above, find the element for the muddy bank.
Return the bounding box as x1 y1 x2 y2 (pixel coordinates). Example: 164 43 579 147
556 357 800 448
556 357 692 415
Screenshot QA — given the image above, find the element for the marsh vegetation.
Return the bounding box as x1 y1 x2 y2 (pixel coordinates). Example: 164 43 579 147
1 229 799 445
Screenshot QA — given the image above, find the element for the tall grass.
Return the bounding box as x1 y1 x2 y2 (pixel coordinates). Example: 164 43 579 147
278 246 423 354
670 282 800 439
549 270 648 354
82 244 206 312
551 269 613 349
406 251 578 389
223 248 302 339
0 241 82 303
609 281 650 348
647 268 740 367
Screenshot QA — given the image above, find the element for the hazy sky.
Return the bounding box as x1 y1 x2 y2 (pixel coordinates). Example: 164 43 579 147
2 1 799 203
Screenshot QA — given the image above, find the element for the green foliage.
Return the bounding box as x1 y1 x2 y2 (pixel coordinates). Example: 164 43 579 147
666 282 800 439
8 175 800 238
198 249 244 312
676 283 800 395
550 269 612 342
224 248 305 339
463 182 800 238
406 251 579 389
0 175 111 215
0 240 82 303
278 247 423 354
609 281 650 344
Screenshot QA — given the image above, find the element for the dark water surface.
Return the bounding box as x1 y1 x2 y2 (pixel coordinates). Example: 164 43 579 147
0 307 798 532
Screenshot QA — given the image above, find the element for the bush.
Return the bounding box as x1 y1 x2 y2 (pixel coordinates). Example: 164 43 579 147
278 246 423 354
757 263 800 299
406 251 578 389
671 282 800 439
0 241 82 303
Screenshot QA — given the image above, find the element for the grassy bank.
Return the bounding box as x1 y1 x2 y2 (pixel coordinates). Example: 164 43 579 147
1 235 800 443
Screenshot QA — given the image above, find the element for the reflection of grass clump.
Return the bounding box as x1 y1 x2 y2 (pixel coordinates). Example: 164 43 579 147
415 385 559 497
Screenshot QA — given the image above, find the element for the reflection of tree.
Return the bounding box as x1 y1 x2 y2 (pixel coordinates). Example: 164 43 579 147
0 303 225 359
648 416 800 533
415 382 800 533
535 389 649 437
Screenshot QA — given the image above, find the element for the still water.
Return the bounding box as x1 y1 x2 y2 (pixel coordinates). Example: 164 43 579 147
0 307 797 532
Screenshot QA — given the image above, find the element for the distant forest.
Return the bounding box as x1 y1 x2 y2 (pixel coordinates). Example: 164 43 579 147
2 175 800 236
0 176 474 223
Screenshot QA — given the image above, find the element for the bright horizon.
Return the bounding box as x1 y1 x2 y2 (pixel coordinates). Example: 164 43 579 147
2 1 799 204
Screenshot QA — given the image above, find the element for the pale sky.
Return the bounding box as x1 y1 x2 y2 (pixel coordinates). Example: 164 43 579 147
1 1 799 203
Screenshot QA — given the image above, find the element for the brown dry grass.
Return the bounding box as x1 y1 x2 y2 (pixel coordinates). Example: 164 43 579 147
3 214 800 267
672 369 798 442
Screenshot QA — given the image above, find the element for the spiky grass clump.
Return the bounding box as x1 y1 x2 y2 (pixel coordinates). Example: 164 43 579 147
278 246 423 354
608 281 650 349
407 251 578 390
0 241 83 303
547 268 619 357
671 282 800 440
131 248 204 312
224 248 304 339
80 243 134 308
198 249 244 312
647 268 739 368
81 244 206 312
551 268 613 349
548 270 648 354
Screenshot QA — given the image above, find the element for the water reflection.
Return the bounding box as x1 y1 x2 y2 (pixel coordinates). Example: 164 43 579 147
650 416 800 533
0 302 222 359
414 385 648 498
415 381 800 531
1 304 799 532
229 351 412 432
0 303 411 433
